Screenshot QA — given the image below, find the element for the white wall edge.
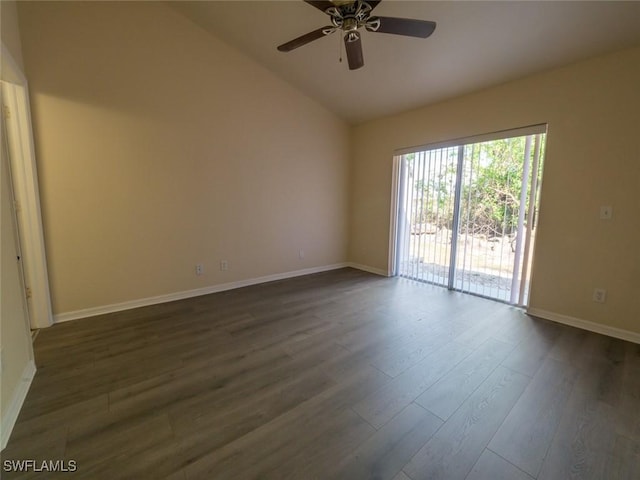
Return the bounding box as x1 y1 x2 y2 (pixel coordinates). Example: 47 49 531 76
527 307 640 345
1 360 36 450
347 262 390 277
54 263 351 323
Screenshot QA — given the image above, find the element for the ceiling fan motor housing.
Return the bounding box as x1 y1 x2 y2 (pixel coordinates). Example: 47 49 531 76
328 1 379 33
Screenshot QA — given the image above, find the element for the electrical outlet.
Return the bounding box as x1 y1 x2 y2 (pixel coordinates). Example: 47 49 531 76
195 264 204 276
593 288 606 303
299 249 305 259
600 206 613 220
220 260 228 271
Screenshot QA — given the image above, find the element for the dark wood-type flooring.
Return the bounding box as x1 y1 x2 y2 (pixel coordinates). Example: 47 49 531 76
3 268 639 479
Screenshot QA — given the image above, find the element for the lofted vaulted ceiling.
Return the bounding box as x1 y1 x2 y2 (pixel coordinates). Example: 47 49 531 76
171 1 640 124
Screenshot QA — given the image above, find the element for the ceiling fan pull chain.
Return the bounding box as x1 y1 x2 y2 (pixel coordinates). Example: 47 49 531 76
338 31 343 63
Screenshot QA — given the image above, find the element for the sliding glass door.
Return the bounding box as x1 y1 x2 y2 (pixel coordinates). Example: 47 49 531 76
394 127 546 306
395 146 459 287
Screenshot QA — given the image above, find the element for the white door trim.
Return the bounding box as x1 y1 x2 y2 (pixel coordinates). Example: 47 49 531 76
387 155 402 277
1 43 53 329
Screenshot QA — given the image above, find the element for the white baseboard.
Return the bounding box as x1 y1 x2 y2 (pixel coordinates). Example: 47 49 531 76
527 308 640 344
1 360 36 450
347 262 390 277
54 263 351 323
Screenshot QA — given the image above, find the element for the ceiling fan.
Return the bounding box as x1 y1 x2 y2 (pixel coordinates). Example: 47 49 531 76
277 0 436 70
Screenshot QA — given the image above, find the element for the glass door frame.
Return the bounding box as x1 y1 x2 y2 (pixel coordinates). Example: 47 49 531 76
389 124 547 306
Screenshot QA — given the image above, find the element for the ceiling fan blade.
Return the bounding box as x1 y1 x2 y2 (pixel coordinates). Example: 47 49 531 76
304 1 335 13
277 27 333 52
372 17 436 38
344 32 364 70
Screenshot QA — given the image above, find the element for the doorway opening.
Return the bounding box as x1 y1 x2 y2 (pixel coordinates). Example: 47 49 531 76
393 125 546 306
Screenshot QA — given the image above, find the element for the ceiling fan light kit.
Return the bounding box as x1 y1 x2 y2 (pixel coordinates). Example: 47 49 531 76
277 0 436 70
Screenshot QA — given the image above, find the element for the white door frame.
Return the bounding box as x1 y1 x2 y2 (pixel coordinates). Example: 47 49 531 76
1 42 53 329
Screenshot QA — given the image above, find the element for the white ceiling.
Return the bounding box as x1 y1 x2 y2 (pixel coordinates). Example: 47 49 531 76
171 1 640 124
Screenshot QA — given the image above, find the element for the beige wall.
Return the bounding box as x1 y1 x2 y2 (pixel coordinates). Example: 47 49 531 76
350 46 640 334
1 0 33 441
18 2 350 315
1 0 24 72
